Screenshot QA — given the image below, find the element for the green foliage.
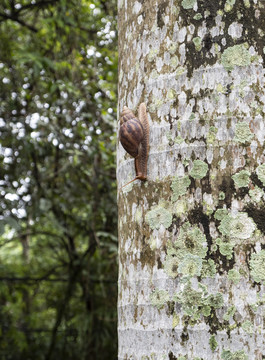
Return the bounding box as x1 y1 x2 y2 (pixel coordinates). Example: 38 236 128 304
0 1 117 359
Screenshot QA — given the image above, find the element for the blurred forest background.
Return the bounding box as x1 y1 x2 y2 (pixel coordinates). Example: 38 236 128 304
0 1 118 359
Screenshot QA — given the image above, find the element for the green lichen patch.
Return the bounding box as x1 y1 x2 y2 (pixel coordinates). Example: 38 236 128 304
242 320 254 334
175 67 185 78
189 160 208 180
181 0 196 9
193 13 202 20
201 259 217 278
193 37 202 51
232 170 251 188
223 305 236 321
216 83 224 93
256 163 265 186
172 312 180 328
173 282 224 321
202 305 211 317
173 199 188 217
221 350 248 360
204 202 214 216
217 239 234 260
214 208 229 221
146 203 173 230
175 135 184 144
148 48 159 62
209 335 218 351
256 294 265 309
224 0 236 12
173 222 207 259
207 126 218 144
249 186 264 203
221 44 251 72
218 212 256 241
146 235 157 251
177 254 203 278
171 175 191 201
173 282 204 320
170 56 179 68
243 0 250 7
150 289 170 310
204 293 224 309
219 191 226 200
234 122 254 144
167 88 177 100
250 250 265 283
250 302 259 313
228 269 241 284
149 96 164 113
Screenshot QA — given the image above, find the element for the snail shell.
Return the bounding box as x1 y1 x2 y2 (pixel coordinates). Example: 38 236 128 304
119 103 149 187
119 107 144 158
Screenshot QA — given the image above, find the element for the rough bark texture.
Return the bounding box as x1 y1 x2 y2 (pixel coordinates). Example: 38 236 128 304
117 0 265 359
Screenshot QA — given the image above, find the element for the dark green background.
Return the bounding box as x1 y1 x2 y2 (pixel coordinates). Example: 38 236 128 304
0 1 118 359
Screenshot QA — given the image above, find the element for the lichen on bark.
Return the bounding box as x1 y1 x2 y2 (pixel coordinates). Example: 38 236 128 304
118 0 265 358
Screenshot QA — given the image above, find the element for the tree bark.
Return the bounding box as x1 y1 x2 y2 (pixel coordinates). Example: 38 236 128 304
117 0 265 358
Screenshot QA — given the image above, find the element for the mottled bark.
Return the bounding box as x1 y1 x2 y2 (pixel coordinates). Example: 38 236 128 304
117 0 265 359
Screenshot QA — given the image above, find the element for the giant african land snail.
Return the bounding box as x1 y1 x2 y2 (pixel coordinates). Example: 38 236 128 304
119 103 149 188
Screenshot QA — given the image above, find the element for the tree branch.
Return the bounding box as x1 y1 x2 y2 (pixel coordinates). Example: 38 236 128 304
0 12 38 32
16 0 60 13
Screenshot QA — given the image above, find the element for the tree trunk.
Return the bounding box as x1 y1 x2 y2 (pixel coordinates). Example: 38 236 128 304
117 1 265 358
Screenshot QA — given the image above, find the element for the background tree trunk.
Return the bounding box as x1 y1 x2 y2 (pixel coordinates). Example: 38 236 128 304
117 0 265 358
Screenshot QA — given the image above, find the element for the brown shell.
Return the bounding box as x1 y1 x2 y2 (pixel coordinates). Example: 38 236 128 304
120 106 135 125
119 117 144 158
119 103 149 187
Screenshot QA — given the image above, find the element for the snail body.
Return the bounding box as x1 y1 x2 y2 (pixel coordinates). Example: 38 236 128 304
119 103 149 187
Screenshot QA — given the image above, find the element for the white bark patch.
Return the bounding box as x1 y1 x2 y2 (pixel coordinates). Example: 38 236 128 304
117 0 124 10
178 27 187 43
197 23 208 39
137 15 143 24
132 1 142 14
228 22 243 39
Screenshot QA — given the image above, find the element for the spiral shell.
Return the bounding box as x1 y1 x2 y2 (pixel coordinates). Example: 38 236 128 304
119 107 144 158
119 103 149 187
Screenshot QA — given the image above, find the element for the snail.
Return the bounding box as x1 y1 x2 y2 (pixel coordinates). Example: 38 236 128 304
119 103 149 187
